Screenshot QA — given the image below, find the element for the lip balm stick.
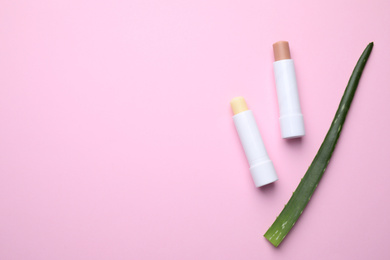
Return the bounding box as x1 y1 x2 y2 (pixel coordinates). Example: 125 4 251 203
231 97 278 187
273 41 305 138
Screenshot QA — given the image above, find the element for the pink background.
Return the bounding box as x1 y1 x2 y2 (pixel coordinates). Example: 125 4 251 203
1 0 390 259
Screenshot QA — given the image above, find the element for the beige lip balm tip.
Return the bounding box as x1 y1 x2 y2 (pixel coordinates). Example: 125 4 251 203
273 41 291 61
230 96 249 115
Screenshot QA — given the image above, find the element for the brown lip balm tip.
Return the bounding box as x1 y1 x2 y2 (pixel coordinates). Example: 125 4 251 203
273 41 291 61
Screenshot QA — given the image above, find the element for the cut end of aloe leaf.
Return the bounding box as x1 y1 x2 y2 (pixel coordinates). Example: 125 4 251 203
264 231 283 247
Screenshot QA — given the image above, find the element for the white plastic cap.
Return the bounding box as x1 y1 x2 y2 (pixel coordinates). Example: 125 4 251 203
279 114 305 138
273 59 305 139
232 108 278 187
250 160 278 187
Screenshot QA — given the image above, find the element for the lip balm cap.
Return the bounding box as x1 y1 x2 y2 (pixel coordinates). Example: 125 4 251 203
250 160 278 187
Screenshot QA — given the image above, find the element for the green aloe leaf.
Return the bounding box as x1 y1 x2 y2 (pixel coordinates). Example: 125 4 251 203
264 42 374 247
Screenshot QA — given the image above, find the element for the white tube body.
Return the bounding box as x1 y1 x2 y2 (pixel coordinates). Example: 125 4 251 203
233 110 278 187
273 59 305 138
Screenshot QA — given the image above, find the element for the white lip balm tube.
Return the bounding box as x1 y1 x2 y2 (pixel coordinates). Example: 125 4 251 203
273 41 305 139
231 97 278 187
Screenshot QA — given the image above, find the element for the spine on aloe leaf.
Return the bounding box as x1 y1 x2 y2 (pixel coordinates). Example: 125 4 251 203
264 42 374 247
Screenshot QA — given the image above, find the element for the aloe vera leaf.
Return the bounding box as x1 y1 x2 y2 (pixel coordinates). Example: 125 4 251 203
264 42 374 247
